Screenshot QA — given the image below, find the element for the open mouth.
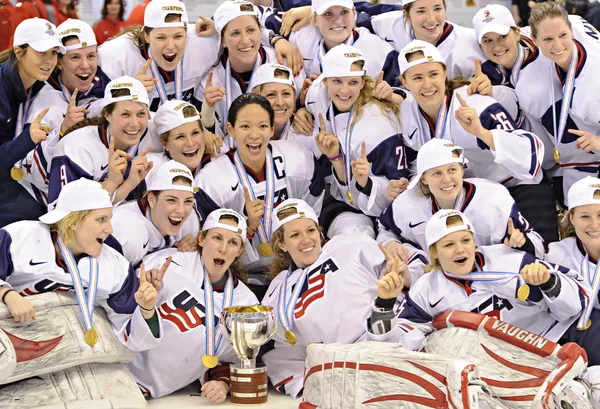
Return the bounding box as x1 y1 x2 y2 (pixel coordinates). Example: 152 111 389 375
163 53 177 63
330 26 346 33
76 73 91 81
96 238 105 245
454 256 468 265
214 258 225 268
300 246 314 253
124 129 140 137
493 49 508 57
168 217 183 227
246 143 261 154
238 46 253 54
182 149 199 158
337 95 351 102
422 90 437 98
273 108 288 115
440 185 455 192
423 24 439 34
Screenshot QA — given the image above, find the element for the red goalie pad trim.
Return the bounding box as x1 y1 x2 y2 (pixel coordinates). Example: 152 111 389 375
3 329 64 363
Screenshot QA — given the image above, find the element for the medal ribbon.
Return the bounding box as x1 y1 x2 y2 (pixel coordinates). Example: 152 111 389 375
56 236 99 334
329 103 357 202
225 56 262 149
433 97 448 140
233 148 275 245
551 43 578 159
578 254 600 329
203 265 234 358
148 48 184 104
13 89 34 170
279 120 291 140
317 33 354 72
435 186 465 211
499 44 525 87
277 263 311 336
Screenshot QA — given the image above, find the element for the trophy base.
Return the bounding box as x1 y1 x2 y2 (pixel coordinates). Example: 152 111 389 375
230 365 268 405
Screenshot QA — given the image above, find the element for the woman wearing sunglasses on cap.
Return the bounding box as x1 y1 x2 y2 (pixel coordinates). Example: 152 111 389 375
199 0 305 150
261 198 393 398
195 93 324 292
47 76 154 206
111 160 200 267
130 208 258 401
0 18 62 227
397 40 556 243
18 19 113 209
0 178 166 352
308 44 408 238
378 139 545 284
368 209 592 360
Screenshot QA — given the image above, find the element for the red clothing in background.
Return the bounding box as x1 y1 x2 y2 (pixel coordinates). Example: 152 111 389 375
0 0 14 52
52 1 77 26
93 16 126 45
125 0 150 27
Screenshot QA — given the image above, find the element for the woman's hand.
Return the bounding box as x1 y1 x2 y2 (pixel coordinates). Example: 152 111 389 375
176 234 198 252
141 257 172 292
467 59 493 97
244 187 264 232
350 141 370 188
377 244 407 299
504 218 526 249
29 108 51 144
455 93 494 148
135 59 158 93
571 129 600 153
2 290 36 323
520 263 551 286
203 71 225 108
386 178 409 201
292 108 314 136
201 380 230 404
315 113 340 158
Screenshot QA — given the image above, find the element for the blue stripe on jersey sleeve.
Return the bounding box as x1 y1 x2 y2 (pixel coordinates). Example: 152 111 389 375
541 98 579 144
368 134 409 180
48 155 94 204
194 188 221 224
481 61 509 87
106 264 139 315
398 293 432 324
308 155 325 197
0 229 14 282
382 50 401 87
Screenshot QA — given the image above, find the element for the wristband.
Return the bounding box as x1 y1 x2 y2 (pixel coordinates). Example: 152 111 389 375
246 229 256 240
327 153 343 162
1 289 16 304
139 305 154 312
270 34 285 47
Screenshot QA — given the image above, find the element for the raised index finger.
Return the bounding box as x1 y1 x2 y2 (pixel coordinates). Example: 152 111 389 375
474 58 483 76
244 186 251 203
137 59 152 76
361 141 367 159
375 71 384 85
507 217 515 233
318 113 326 132
158 256 172 281
139 263 147 284
206 71 213 87
70 88 79 106
378 243 394 263
456 93 469 108
109 135 115 156
32 107 50 124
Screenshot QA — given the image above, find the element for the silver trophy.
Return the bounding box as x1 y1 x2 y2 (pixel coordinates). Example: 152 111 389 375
220 305 277 405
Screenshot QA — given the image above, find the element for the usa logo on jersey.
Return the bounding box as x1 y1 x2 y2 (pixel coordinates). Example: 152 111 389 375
158 289 218 333
294 258 339 319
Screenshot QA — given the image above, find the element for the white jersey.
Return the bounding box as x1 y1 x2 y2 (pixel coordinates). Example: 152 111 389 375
362 11 485 78
111 200 200 267
289 26 400 85
261 234 384 398
401 86 544 188
546 237 600 310
309 100 409 216
128 248 258 398
0 221 161 352
378 178 545 264
200 46 305 143
47 124 152 205
502 16 600 202
194 141 325 273
98 28 218 112
368 244 588 351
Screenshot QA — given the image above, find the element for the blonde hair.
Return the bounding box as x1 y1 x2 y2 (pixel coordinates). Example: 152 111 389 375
0 45 27 66
529 2 571 39
115 14 186 49
424 214 469 272
51 210 94 246
418 149 464 197
251 68 296 97
564 189 600 238
159 105 204 144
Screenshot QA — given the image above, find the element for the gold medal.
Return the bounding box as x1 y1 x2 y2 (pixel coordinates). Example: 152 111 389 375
11 167 24 181
202 354 219 368
284 330 297 345
85 328 98 347
346 190 354 205
517 284 530 301
578 319 592 331
553 147 560 164
258 242 272 257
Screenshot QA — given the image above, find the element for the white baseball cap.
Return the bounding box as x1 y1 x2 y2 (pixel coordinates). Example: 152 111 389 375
39 179 112 224
407 139 468 190
146 160 197 193
399 40 445 76
311 0 354 15
402 0 418 5
203 208 247 239
104 76 150 107
214 0 259 35
425 209 475 248
13 18 66 54
272 199 319 232
568 176 600 210
473 4 516 44
154 100 201 135
250 63 296 91
57 19 97 52
321 44 366 78
143 0 188 29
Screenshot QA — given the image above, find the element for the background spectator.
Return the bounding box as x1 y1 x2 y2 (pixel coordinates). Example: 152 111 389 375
52 0 77 25
124 0 149 26
0 0 14 51
93 0 125 44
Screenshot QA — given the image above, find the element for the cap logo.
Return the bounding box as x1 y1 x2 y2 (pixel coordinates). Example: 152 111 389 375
169 168 192 177
344 52 363 58
161 5 183 11
483 10 494 23
405 45 426 53
427 56 433 62
441 211 460 218
131 95 139 101
59 28 81 36
174 102 188 111
45 23 55 36
112 83 133 88
81 41 87 47
443 143 458 148
589 184 600 188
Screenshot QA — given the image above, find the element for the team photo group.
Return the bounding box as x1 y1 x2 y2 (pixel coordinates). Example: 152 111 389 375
1 0 600 407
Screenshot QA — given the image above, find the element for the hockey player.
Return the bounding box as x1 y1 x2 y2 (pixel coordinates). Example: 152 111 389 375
546 176 600 364
111 160 199 267
369 209 600 364
378 139 545 284
47 76 154 206
194 94 324 291
250 63 321 157
397 40 556 245
0 17 63 227
313 44 408 238
128 208 258 400
0 179 165 352
261 199 405 398
199 0 305 149
19 18 112 208
98 0 219 113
